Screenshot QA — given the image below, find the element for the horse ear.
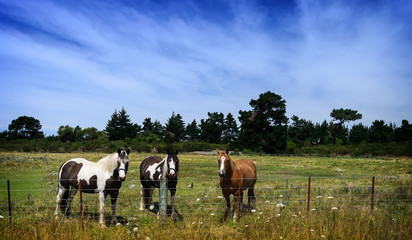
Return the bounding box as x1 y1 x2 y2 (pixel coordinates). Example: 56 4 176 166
216 149 221 154
167 150 170 155
117 148 121 155
175 150 178 155
225 149 229 155
126 148 131 155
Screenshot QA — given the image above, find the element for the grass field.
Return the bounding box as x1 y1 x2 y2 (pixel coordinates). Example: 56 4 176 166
0 151 411 239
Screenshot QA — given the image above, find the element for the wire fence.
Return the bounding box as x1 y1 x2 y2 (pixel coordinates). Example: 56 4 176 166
0 175 411 224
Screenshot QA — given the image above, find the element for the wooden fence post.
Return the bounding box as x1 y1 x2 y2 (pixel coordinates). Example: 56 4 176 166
307 176 311 218
79 181 84 229
371 176 375 214
7 179 12 226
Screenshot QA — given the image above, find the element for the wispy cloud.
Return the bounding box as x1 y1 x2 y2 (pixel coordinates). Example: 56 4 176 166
0 0 411 134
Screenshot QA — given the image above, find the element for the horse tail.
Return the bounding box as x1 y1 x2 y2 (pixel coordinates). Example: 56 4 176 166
57 161 70 215
56 162 65 194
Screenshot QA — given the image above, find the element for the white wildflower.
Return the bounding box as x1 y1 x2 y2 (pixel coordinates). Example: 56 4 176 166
316 196 322 199
196 198 200 201
332 207 338 210
129 184 136 189
251 209 256 213
265 200 270 204
275 214 281 217
310 229 314 232
210 213 214 216
311 209 316 211
321 235 325 238
133 227 138 232
328 196 334 199
245 225 249 228
279 195 283 198
0 215 3 219
276 203 285 208
217 196 223 199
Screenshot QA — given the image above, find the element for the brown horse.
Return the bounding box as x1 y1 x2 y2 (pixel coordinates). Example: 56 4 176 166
216 149 257 221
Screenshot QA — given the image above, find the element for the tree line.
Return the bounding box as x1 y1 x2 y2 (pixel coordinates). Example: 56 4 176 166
1 91 411 155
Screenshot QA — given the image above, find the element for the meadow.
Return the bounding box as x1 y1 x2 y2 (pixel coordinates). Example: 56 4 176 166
0 151 411 239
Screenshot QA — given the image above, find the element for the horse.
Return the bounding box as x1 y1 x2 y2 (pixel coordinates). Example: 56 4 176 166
54 148 130 227
216 149 257 221
139 150 180 220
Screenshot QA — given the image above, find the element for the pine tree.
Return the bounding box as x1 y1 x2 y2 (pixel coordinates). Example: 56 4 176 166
186 119 200 141
105 107 139 140
165 112 185 143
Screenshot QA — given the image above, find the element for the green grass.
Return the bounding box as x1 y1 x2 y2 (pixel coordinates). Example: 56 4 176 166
0 152 411 239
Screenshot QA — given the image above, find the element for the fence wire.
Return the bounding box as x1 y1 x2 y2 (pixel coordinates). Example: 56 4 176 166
0 176 411 223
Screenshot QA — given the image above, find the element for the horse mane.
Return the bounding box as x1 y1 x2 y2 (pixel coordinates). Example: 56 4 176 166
228 155 240 172
98 153 118 173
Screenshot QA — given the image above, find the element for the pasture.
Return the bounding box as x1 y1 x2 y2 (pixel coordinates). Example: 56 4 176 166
0 151 411 239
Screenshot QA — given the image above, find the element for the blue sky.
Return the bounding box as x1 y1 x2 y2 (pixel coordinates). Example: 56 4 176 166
1 0 411 136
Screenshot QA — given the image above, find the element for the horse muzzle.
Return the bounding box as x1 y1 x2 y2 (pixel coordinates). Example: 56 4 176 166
168 168 177 179
219 172 226 178
119 168 126 181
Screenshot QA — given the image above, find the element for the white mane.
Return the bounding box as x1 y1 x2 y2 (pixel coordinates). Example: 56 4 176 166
97 153 118 173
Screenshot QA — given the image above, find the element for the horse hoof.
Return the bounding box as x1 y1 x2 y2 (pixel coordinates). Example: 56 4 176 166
100 223 107 229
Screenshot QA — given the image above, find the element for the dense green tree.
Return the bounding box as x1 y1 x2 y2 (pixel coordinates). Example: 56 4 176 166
313 120 330 144
288 115 316 147
83 127 101 141
7 116 44 139
73 125 84 141
369 120 394 143
222 113 238 145
349 123 369 144
152 120 164 137
330 108 362 145
58 125 75 142
142 118 154 132
200 112 225 143
165 112 185 143
185 119 200 141
238 91 288 153
394 120 412 142
105 107 140 140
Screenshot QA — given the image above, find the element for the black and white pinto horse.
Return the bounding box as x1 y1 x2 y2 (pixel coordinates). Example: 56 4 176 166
54 148 130 227
139 150 180 219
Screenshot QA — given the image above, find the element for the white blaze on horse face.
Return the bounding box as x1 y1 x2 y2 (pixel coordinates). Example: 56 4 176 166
119 161 126 179
219 156 226 175
169 157 176 176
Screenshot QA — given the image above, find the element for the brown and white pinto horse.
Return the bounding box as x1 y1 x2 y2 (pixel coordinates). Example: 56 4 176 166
216 149 257 221
54 148 130 227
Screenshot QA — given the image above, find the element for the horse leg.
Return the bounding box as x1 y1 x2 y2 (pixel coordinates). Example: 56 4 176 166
170 189 176 219
148 187 155 211
99 191 107 227
233 190 243 222
139 184 145 210
54 186 68 219
223 193 231 221
248 186 256 210
65 187 78 217
110 191 119 225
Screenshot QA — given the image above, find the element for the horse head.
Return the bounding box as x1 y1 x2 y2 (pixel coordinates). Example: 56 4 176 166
117 148 131 181
166 150 179 179
216 149 231 177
